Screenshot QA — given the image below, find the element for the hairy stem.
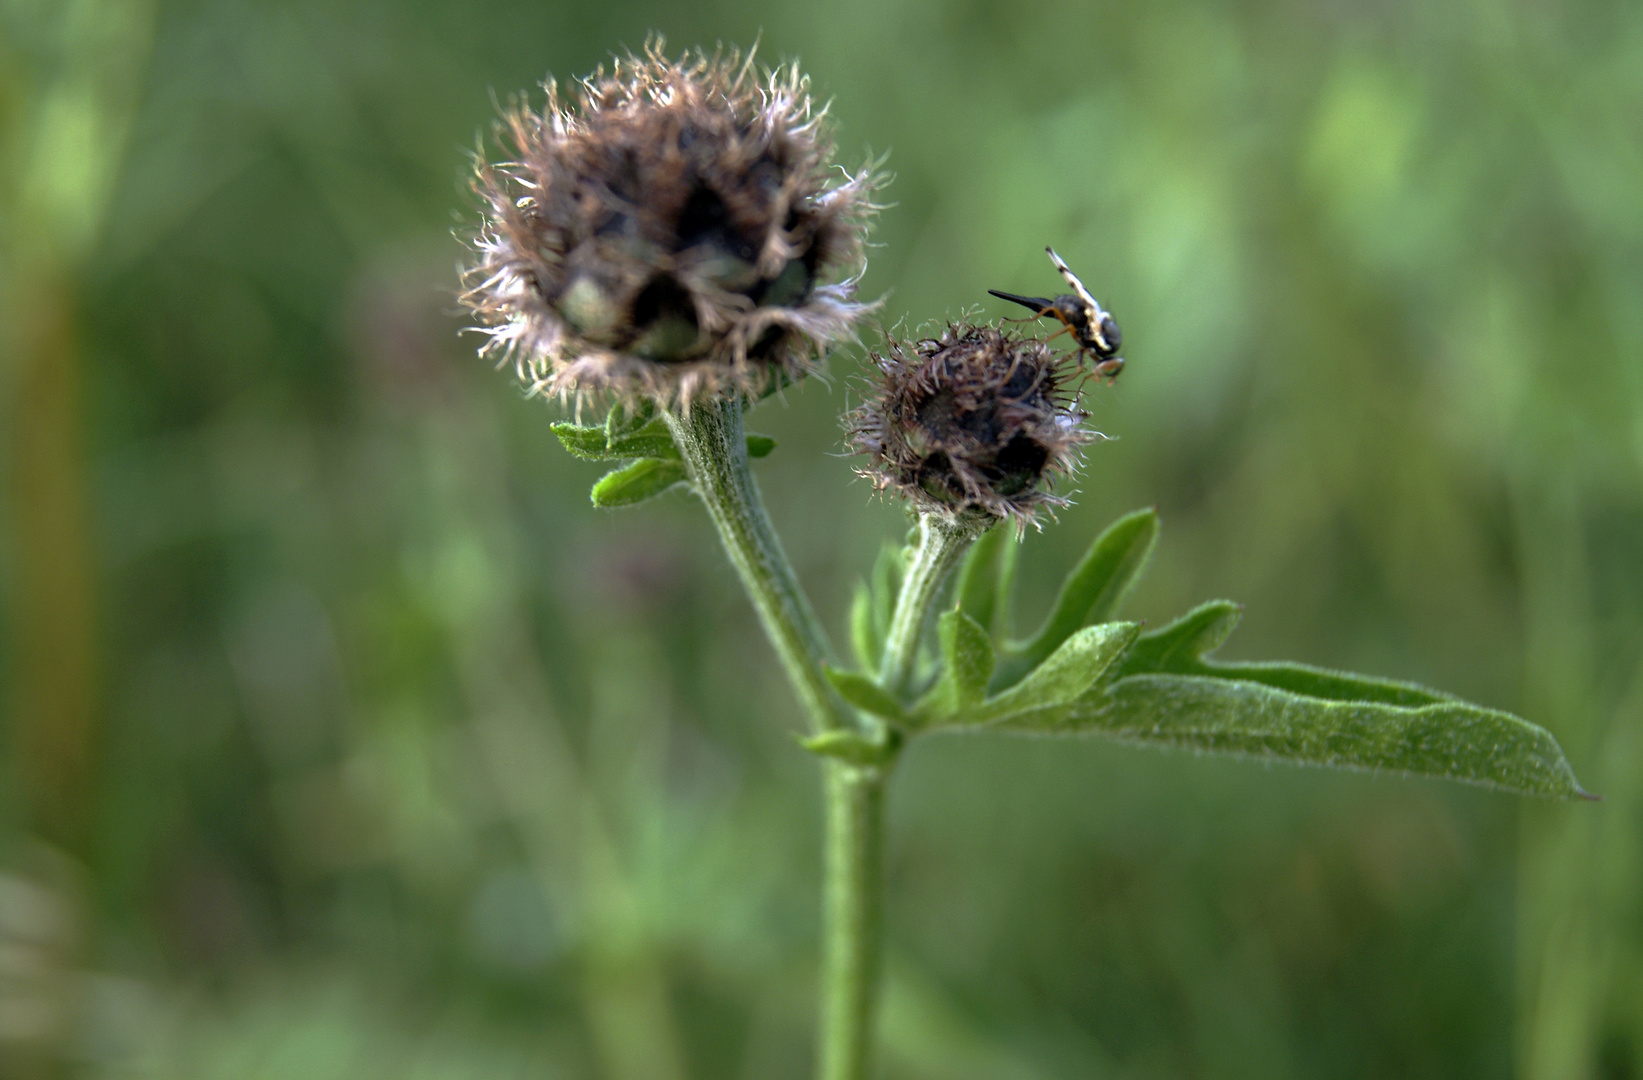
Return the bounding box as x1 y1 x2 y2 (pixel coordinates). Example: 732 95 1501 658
818 762 887 1080
664 397 854 735
879 513 985 697
665 396 894 1080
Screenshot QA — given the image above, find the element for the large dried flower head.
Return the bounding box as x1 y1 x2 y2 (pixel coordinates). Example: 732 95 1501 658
460 40 882 406
845 323 1095 525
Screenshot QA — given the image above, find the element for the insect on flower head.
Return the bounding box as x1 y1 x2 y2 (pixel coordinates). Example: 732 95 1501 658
845 322 1097 527
988 247 1124 379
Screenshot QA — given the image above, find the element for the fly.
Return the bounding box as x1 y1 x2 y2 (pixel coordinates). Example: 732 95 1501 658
989 247 1124 378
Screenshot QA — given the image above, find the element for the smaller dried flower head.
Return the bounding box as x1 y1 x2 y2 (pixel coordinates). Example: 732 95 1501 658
461 39 882 407
845 323 1094 525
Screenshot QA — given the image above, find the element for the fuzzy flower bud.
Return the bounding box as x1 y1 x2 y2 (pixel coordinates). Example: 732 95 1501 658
845 324 1094 525
460 41 882 406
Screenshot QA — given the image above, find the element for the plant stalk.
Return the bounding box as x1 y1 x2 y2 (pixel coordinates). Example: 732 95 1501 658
818 762 887 1080
665 396 902 1080
664 397 854 735
878 513 984 696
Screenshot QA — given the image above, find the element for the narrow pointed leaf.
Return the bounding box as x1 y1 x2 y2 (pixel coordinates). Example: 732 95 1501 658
1112 600 1242 677
996 508 1158 689
955 522 1011 635
825 666 906 722
799 729 896 768
850 581 881 675
870 541 905 645
938 610 995 707
590 458 689 507
1193 661 1458 708
553 419 681 461
605 399 657 438
1117 601 1459 708
745 433 777 458
551 422 615 460
965 622 1139 726
1000 673 1588 799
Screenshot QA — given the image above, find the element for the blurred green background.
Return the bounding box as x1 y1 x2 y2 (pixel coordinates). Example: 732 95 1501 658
2 0 1640 1076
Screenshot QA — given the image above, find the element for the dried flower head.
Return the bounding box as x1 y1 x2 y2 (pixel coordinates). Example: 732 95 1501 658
845 323 1095 525
460 40 882 406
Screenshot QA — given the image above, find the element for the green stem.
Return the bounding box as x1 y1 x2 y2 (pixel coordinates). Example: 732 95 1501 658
878 513 984 697
663 397 854 735
664 396 897 1080
818 762 886 1080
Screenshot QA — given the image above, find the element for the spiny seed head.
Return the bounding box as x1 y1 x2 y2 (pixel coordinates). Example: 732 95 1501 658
845 323 1095 526
460 39 883 407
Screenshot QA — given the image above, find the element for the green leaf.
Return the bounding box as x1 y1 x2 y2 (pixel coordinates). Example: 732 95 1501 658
870 541 905 647
745 433 777 458
1115 601 1458 708
589 458 689 507
799 728 897 768
938 610 995 707
1111 600 1242 677
551 422 613 460
909 611 997 724
849 581 881 675
1192 661 1458 709
965 622 1139 726
995 508 1157 690
955 522 1011 636
552 419 681 461
604 399 657 438
825 666 906 722
1002 673 1589 799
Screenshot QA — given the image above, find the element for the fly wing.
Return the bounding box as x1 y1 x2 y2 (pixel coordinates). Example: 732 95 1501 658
1045 247 1103 316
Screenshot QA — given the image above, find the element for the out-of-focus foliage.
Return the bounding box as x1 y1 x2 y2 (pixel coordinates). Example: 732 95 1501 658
1 0 1639 1076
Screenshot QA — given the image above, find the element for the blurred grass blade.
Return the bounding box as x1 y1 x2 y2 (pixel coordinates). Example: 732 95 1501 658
955 522 1010 636
745 433 777 458
996 508 1157 689
590 458 689 507
1007 673 1590 799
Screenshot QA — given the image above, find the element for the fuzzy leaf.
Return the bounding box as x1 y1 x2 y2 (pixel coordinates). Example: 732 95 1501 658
1115 602 1458 708
799 728 896 768
910 611 996 723
996 673 1588 799
939 610 995 707
1192 661 1458 708
850 582 881 675
604 399 657 438
825 666 906 722
996 508 1158 690
553 419 681 461
955 522 1012 636
870 541 905 647
745 433 777 458
1111 600 1242 677
590 458 689 507
966 622 1139 725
